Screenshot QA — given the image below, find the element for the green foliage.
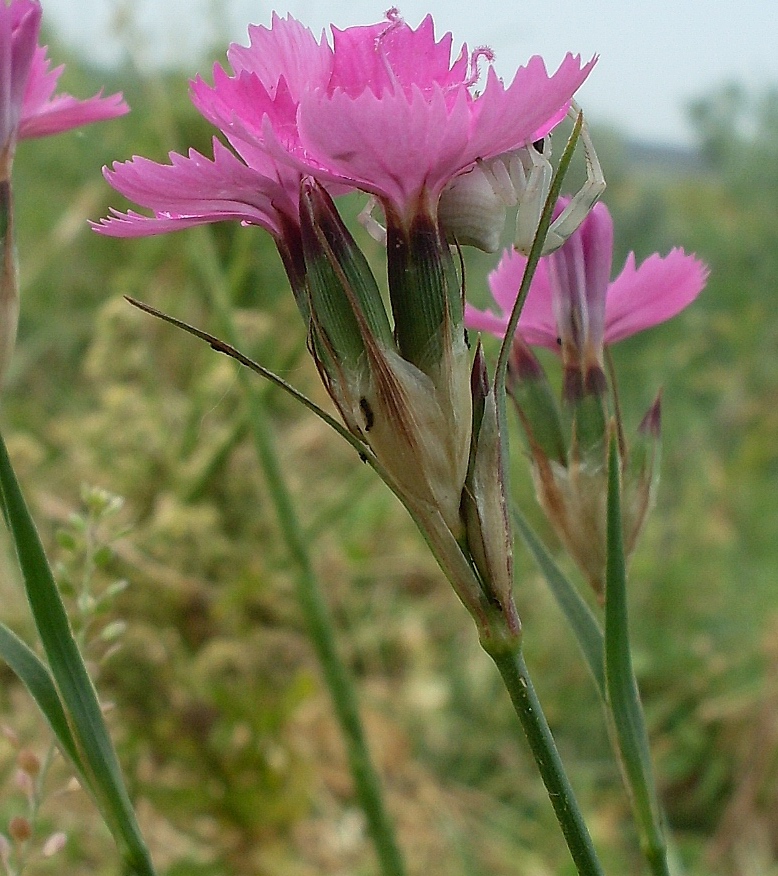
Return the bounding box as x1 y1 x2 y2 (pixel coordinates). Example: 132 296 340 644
1 33 777 876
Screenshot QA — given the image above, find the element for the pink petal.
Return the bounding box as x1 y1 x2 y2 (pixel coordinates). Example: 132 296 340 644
467 54 596 161
464 301 510 336
19 89 128 139
94 139 287 238
19 45 128 139
464 247 559 349
226 12 332 99
604 249 709 343
0 0 40 149
190 68 314 205
297 82 472 213
328 14 468 98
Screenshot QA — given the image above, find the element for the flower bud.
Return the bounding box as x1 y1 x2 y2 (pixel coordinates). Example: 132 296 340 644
507 339 567 465
8 816 31 843
462 346 518 634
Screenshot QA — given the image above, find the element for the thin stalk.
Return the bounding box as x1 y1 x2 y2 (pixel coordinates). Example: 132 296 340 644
487 646 605 876
182 228 407 876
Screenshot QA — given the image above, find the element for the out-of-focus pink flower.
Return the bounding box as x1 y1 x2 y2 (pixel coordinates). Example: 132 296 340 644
0 0 128 176
189 10 595 227
466 198 709 361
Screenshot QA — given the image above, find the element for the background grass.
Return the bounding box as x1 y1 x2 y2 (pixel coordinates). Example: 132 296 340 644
0 33 776 876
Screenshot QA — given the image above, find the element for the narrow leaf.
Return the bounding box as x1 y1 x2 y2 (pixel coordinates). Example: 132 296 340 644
604 433 669 873
0 432 156 876
125 297 371 460
512 506 605 698
0 623 86 775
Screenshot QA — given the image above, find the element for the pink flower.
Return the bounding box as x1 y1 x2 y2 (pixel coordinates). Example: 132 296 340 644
189 10 595 227
0 0 128 176
466 199 708 362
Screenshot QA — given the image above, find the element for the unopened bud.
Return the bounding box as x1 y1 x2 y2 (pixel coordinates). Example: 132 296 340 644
17 748 41 777
462 346 518 635
8 815 32 843
42 831 67 857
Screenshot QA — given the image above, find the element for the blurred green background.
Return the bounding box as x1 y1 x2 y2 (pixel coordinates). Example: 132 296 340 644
0 27 776 876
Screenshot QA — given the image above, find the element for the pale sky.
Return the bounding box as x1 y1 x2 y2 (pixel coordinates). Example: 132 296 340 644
43 0 778 146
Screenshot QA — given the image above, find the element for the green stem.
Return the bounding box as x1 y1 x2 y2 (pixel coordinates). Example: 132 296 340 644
183 229 407 876
488 647 605 876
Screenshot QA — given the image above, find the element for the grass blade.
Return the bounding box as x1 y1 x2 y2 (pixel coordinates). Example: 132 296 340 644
0 622 86 775
604 434 670 876
512 506 605 698
0 431 156 876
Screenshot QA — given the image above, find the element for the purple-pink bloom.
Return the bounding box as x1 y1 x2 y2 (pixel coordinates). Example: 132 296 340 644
189 10 595 227
466 198 708 362
0 0 128 176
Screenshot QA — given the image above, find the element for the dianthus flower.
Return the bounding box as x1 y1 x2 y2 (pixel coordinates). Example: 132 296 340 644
0 0 128 179
466 198 708 387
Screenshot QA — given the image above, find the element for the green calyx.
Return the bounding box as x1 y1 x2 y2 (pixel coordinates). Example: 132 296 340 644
385 208 463 375
300 180 392 372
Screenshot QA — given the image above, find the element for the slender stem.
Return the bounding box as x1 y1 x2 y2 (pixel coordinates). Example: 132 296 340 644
183 229 407 876
488 647 605 876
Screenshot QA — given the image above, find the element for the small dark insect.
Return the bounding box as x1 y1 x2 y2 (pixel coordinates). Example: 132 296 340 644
359 397 374 432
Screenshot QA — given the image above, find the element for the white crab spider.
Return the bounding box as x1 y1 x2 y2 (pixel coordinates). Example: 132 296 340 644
437 102 606 255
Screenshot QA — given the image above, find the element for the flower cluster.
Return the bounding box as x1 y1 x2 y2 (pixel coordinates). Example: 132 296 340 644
96 10 597 636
